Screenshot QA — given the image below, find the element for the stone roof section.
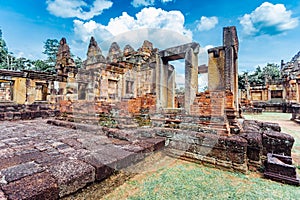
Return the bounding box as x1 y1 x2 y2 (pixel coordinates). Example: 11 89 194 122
282 51 300 78
84 37 105 66
106 42 122 63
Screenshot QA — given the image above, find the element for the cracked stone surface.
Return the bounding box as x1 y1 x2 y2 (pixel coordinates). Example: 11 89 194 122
0 189 7 200
0 119 165 199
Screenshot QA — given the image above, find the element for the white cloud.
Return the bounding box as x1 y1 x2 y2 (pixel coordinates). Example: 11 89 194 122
73 7 193 48
73 20 113 43
197 16 218 31
198 45 214 65
131 0 173 7
131 0 155 8
46 0 113 20
239 2 298 36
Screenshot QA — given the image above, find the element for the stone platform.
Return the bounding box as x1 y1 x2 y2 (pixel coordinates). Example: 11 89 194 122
0 119 165 200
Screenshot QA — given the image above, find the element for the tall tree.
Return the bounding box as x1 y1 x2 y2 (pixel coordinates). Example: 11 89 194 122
33 59 49 71
238 63 281 88
262 63 280 85
0 29 9 68
14 57 33 70
43 39 59 73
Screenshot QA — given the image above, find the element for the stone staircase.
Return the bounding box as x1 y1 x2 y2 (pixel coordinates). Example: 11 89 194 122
151 109 230 135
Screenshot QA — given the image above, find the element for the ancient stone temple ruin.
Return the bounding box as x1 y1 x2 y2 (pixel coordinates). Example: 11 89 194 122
0 26 298 199
239 50 300 116
281 52 300 122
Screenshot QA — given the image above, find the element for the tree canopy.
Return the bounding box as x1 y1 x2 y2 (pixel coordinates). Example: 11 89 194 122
0 29 9 68
238 63 281 89
42 39 59 73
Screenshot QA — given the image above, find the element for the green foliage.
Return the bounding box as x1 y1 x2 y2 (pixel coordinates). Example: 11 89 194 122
238 72 247 89
42 39 59 73
14 57 33 70
32 59 49 71
239 63 281 89
0 29 9 68
74 56 83 68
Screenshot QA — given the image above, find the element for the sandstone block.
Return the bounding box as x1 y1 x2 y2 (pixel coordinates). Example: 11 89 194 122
262 131 294 156
0 189 6 200
47 159 95 197
82 152 116 181
1 172 58 200
97 144 137 169
0 161 44 184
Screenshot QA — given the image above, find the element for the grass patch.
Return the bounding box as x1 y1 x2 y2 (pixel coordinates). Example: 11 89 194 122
126 162 300 200
103 157 300 200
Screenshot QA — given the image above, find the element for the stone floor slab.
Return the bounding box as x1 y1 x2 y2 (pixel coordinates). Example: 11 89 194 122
1 172 58 200
0 161 44 183
0 119 165 199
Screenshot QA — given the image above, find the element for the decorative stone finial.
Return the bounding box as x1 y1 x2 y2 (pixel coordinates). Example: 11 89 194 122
84 36 105 65
55 37 75 76
107 42 122 63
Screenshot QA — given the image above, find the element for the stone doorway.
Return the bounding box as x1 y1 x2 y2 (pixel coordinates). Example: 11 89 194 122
157 42 200 114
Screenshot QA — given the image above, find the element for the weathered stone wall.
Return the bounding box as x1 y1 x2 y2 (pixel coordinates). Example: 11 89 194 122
0 103 59 121
208 48 225 91
156 128 248 172
11 77 26 104
191 91 225 116
127 94 156 114
241 120 294 170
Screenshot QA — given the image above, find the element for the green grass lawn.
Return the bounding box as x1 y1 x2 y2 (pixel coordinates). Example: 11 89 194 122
103 158 300 200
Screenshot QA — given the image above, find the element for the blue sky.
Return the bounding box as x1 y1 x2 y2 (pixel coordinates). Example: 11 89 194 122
1 0 300 74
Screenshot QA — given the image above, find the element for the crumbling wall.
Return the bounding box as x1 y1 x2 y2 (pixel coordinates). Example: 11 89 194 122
241 120 294 171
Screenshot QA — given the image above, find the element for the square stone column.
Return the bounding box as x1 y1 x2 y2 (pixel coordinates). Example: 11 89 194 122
185 48 198 114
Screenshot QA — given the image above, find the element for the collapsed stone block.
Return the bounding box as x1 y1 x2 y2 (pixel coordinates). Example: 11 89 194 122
262 131 294 156
264 153 300 186
240 131 262 161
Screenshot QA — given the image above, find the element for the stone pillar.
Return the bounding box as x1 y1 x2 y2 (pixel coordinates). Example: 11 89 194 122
296 78 300 103
208 47 226 91
167 65 175 108
268 88 272 101
155 55 163 110
12 77 26 104
161 61 169 108
223 26 239 110
185 48 198 114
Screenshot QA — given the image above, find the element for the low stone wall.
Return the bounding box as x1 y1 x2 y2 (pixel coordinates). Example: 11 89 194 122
252 102 296 113
0 103 59 121
156 128 248 172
